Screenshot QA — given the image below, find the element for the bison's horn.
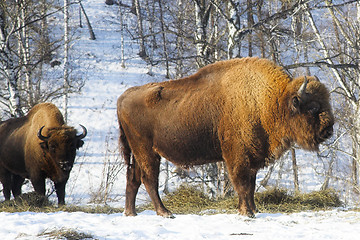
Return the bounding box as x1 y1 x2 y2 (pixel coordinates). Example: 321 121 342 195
76 124 87 139
37 126 49 141
298 76 308 97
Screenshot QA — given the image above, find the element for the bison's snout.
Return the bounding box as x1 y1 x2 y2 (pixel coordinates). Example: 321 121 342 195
59 161 73 171
319 125 333 142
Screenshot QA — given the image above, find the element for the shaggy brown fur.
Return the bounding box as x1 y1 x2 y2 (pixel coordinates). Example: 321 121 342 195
0 103 87 204
117 57 334 218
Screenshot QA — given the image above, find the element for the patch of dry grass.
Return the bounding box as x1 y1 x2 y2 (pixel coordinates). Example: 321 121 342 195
38 228 95 240
0 187 343 215
254 188 342 213
0 191 123 214
139 184 343 215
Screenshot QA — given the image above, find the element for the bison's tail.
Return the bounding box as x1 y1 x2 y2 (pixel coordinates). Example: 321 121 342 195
119 124 132 167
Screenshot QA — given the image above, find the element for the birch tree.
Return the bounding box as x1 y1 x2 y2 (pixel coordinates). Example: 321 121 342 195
63 0 70 123
0 2 24 117
158 0 170 78
134 0 147 59
118 3 126 68
226 1 240 59
194 0 212 67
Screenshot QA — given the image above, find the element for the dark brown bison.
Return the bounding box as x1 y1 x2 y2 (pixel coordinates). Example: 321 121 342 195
117 57 334 218
0 103 87 204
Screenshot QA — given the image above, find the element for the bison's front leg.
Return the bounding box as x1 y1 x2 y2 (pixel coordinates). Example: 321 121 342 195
55 179 68 205
249 172 258 213
226 164 257 218
236 173 256 218
0 168 12 201
31 176 46 197
11 174 25 198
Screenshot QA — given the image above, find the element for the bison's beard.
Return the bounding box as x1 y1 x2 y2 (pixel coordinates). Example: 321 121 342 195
296 125 333 152
291 111 334 152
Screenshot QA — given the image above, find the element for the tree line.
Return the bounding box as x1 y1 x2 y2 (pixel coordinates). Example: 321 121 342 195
1 0 359 201
0 0 90 120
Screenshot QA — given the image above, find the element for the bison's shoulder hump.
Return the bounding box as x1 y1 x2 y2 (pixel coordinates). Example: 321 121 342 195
144 85 164 107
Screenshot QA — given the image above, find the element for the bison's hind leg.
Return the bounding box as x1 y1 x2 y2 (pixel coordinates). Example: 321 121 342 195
124 155 141 216
134 149 174 218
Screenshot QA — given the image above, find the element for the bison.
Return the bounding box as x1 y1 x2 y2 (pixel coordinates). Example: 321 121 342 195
117 57 334 218
0 102 87 205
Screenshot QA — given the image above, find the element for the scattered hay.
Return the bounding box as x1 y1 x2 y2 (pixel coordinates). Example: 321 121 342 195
161 184 212 214
139 185 342 215
0 192 123 214
38 228 95 240
138 184 212 214
58 204 123 214
0 187 342 216
0 192 51 212
255 188 342 213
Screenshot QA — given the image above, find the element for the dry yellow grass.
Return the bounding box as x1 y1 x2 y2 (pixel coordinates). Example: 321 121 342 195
0 186 343 215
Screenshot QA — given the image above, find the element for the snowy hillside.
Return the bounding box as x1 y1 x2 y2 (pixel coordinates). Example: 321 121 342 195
0 0 359 239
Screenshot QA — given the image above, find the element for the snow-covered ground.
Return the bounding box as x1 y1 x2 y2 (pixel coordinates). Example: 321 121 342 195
1 209 360 240
0 0 359 239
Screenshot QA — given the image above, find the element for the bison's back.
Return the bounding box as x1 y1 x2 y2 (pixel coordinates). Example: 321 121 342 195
27 103 65 130
118 57 291 166
118 76 224 166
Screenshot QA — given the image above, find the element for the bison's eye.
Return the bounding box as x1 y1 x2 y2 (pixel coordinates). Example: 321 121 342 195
49 144 57 152
307 101 320 115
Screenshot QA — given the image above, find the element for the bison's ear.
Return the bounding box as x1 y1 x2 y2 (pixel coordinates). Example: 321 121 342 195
291 96 301 114
77 140 84 149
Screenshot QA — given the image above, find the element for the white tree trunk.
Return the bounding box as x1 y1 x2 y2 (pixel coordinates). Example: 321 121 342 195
175 0 184 78
134 0 146 59
195 0 204 66
118 4 125 68
0 6 23 117
63 0 70 123
17 0 32 107
158 0 170 78
227 0 240 59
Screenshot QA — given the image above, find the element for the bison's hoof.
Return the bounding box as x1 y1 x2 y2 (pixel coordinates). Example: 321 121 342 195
238 209 255 218
124 211 137 217
158 210 175 219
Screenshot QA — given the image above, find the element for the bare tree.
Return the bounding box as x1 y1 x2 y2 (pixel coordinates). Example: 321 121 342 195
158 0 170 78
1 0 85 119
194 0 212 67
63 0 70 123
134 0 147 59
118 3 126 68
303 1 360 188
0 2 24 117
79 0 96 40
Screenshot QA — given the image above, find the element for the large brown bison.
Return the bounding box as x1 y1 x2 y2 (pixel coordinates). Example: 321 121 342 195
117 57 334 218
0 103 87 204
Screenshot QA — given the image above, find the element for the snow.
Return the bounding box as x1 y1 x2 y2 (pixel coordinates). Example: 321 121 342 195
1 210 360 239
0 0 359 239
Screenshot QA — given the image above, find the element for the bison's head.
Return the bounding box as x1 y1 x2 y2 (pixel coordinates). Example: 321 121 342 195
285 76 334 151
38 125 87 182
